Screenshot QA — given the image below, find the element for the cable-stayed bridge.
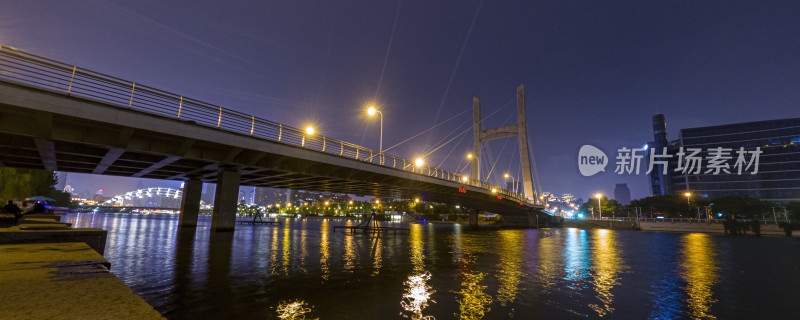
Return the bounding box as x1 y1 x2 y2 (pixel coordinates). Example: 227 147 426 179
0 45 548 230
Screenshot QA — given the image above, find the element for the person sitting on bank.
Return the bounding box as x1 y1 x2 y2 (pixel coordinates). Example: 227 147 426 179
29 202 46 214
3 200 22 218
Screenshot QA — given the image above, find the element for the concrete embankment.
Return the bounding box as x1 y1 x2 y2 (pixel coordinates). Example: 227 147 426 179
0 214 108 254
563 218 797 237
0 242 164 319
639 221 794 237
563 219 640 230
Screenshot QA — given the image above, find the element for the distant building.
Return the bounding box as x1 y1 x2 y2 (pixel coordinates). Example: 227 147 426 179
648 114 674 196
614 183 631 205
505 181 522 194
54 172 68 193
647 115 800 202
201 184 216 204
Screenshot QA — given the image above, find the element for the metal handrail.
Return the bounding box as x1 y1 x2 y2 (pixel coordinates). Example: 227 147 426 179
0 45 531 204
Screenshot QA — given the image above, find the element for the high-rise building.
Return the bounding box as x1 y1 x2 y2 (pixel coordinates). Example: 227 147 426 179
648 115 800 202
648 114 674 196
614 183 631 205
54 172 68 193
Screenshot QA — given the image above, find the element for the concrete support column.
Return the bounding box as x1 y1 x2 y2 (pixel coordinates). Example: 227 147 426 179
527 211 539 228
179 179 202 227
212 170 240 232
469 211 479 227
472 97 481 183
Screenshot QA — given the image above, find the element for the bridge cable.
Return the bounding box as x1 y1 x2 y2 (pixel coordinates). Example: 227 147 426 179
417 97 516 172
481 110 516 184
380 107 471 154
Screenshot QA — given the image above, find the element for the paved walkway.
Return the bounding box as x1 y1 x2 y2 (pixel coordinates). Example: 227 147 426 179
0 242 163 319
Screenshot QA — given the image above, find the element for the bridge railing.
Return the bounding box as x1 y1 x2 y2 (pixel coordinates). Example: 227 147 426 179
0 45 530 204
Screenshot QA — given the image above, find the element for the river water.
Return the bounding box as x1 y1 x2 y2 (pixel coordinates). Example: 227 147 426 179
62 213 799 319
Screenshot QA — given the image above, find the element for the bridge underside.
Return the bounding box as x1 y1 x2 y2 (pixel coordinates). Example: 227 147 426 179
0 81 543 218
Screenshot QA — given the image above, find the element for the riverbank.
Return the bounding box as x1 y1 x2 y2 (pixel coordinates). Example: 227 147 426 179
563 218 798 237
0 242 163 319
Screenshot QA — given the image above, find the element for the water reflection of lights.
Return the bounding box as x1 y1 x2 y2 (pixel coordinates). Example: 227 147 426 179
455 272 492 320
564 228 590 288
401 223 435 320
320 219 329 280
371 232 383 275
536 230 561 293
496 231 524 306
343 220 356 271
282 218 291 274
588 229 622 317
401 272 436 320
681 233 718 320
410 224 425 272
276 300 317 320
300 219 307 272
270 224 279 275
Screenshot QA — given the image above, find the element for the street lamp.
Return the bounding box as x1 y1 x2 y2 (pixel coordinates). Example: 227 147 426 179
684 192 692 217
503 173 516 194
415 157 424 167
461 176 469 183
367 106 383 155
305 126 315 135
595 193 603 219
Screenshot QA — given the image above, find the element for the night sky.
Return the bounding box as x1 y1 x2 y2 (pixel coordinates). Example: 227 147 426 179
3 0 799 201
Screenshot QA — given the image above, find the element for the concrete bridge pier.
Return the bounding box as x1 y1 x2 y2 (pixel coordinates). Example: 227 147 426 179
527 211 539 228
179 179 202 228
212 170 241 231
469 211 479 227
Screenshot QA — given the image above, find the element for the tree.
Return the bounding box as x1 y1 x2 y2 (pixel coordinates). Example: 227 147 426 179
578 196 625 218
786 201 800 222
710 195 772 219
0 168 71 207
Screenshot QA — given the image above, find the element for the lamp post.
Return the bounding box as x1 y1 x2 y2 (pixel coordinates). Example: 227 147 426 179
504 173 516 195
684 192 692 218
467 153 478 182
367 106 383 162
595 193 603 219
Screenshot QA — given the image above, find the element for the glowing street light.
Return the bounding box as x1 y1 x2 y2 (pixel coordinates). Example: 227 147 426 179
684 192 692 216
461 176 469 183
414 198 420 203
375 199 380 204
491 188 497 193
595 193 603 219
324 201 329 206
366 105 383 155
466 153 473 159
503 173 516 194
415 157 424 167
305 126 315 135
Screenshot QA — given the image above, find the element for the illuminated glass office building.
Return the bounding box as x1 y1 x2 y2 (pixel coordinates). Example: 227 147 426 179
649 115 800 202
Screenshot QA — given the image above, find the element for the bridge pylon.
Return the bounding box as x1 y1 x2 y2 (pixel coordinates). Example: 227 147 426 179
472 84 541 202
